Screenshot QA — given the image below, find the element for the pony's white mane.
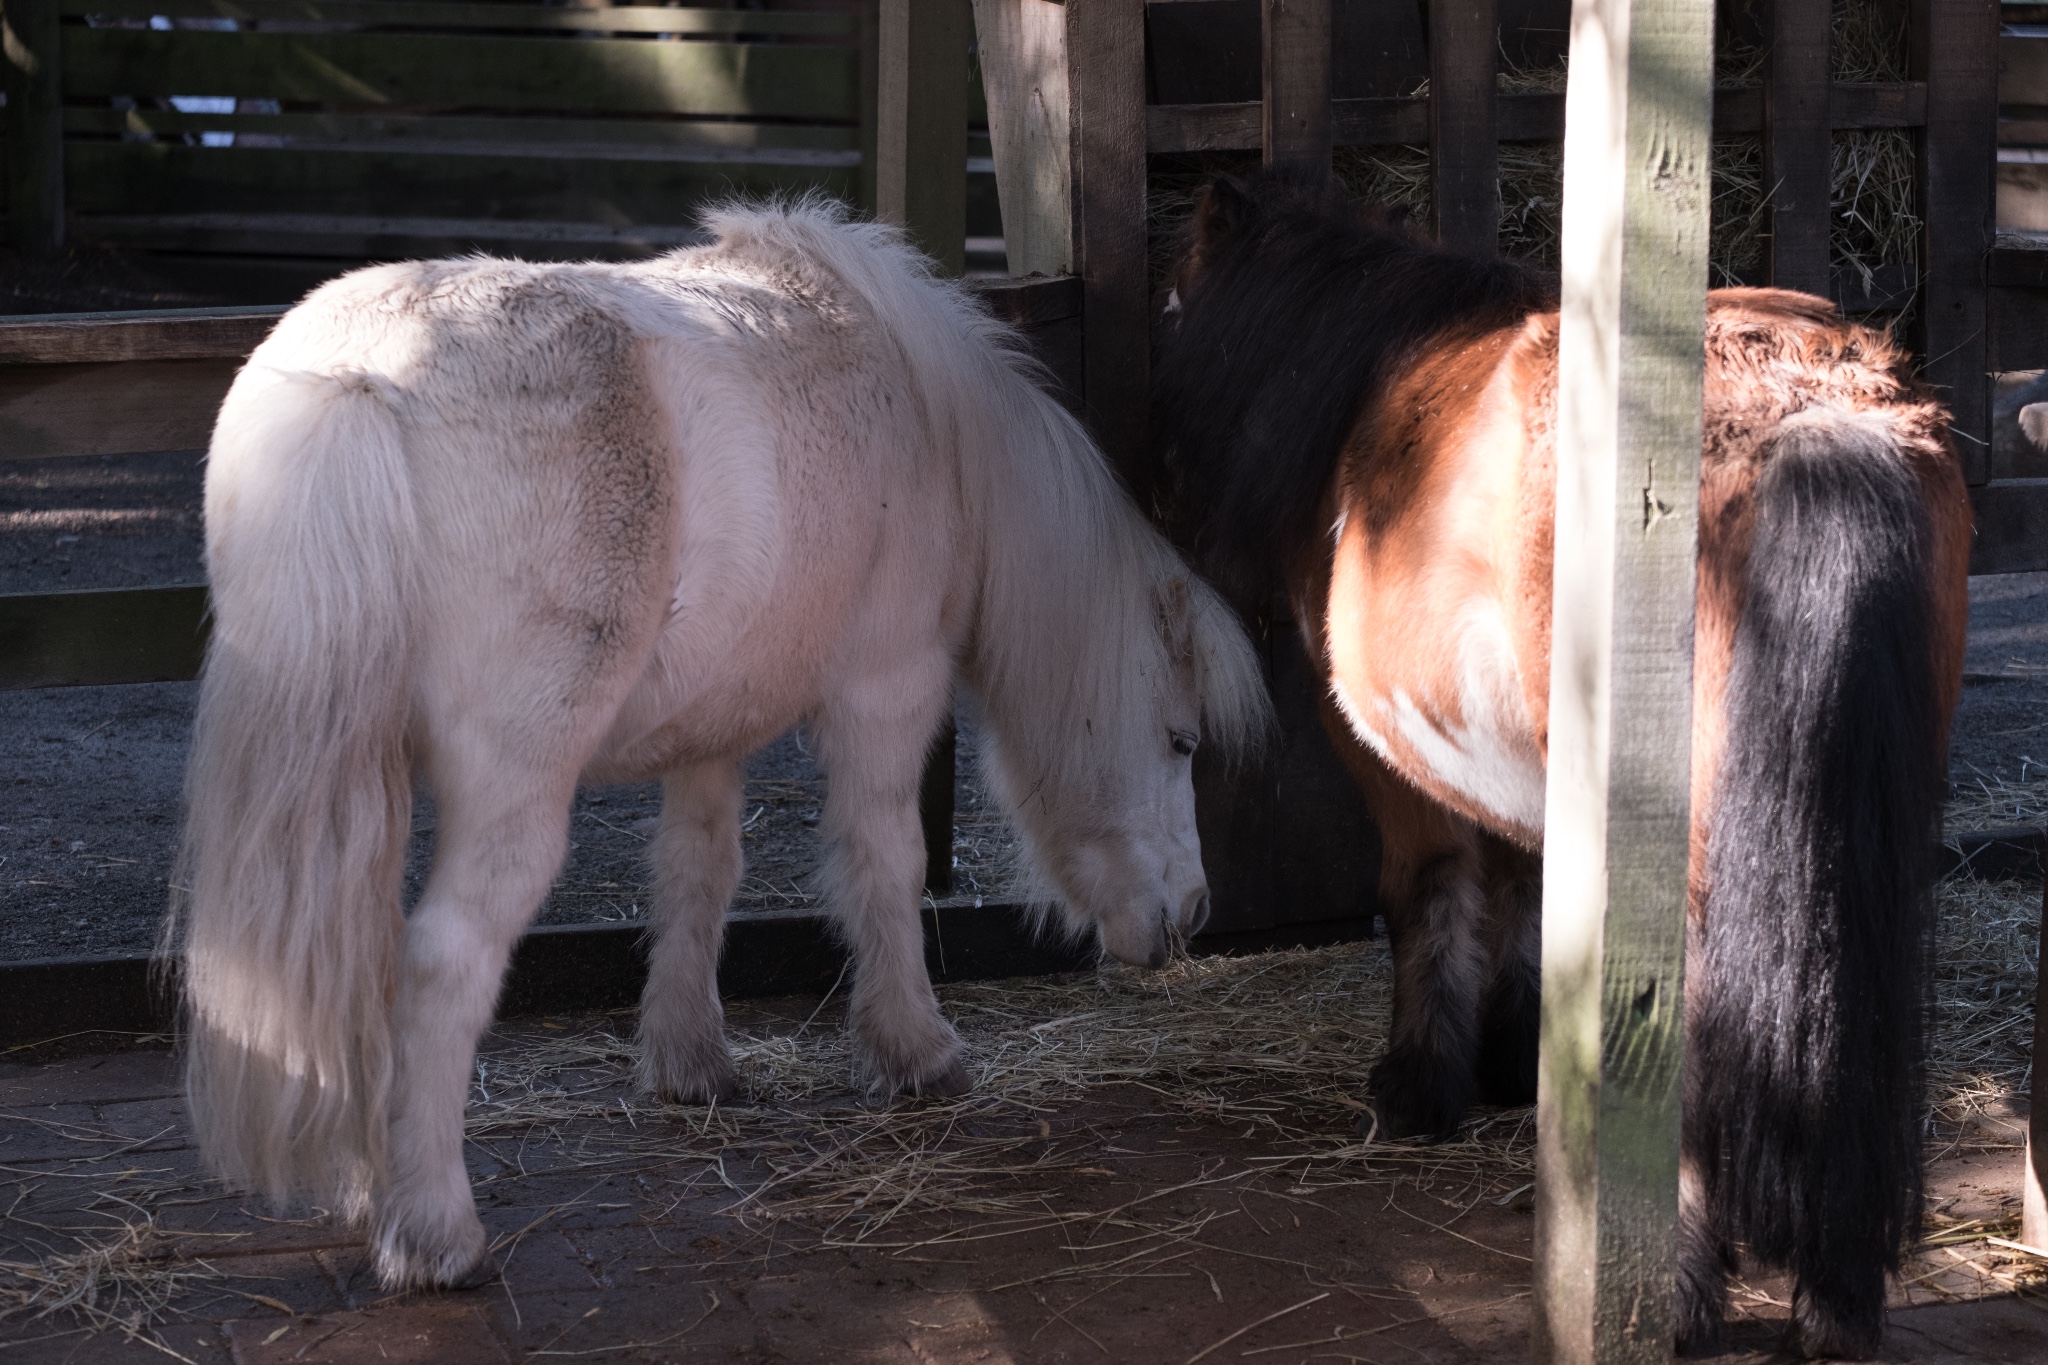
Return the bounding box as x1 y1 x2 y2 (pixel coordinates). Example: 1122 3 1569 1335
696 200 1268 825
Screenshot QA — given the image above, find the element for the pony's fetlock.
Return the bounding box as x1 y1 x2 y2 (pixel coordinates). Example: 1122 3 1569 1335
1673 1245 1730 1355
1365 1045 1471 1141
371 1205 490 1292
635 1030 739 1106
853 1002 967 1098
1787 1280 1884 1360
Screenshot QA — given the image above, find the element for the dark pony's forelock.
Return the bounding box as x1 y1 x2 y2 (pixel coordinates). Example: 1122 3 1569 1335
1154 171 1553 602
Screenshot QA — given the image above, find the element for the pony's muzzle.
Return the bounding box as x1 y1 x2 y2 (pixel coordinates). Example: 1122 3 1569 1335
1181 888 1212 938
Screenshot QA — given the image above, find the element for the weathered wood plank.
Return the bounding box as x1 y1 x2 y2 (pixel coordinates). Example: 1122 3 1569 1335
63 28 857 119
72 211 709 261
973 272 1084 326
1765 0 1834 293
64 142 853 225
973 0 1073 276
875 0 971 275
65 107 862 154
1535 0 1710 1353
59 0 857 35
1427 0 1499 255
1969 478 2048 571
1145 82 1932 154
0 305 283 365
1067 0 1151 476
1263 0 1333 174
4 0 65 256
1914 0 2000 485
0 586 210 690
0 359 240 461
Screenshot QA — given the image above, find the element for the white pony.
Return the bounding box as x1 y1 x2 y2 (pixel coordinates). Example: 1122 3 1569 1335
173 201 1268 1291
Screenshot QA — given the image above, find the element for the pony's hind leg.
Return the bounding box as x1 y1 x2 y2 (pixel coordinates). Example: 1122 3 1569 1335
1371 848 1488 1139
637 758 745 1103
377 760 579 1289
815 674 964 1097
1473 838 1540 1107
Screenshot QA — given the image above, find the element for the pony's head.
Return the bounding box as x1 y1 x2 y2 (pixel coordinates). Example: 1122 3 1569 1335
973 564 1268 969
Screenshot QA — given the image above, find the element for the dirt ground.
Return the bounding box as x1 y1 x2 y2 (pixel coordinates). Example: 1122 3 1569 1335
3 942 2046 1365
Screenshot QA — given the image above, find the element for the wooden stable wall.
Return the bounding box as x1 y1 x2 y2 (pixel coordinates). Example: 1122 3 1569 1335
0 0 1007 298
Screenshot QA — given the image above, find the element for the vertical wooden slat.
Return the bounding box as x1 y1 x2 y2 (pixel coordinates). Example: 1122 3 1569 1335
857 0 882 216
3 0 64 256
877 0 971 275
1911 0 1998 485
1764 0 1833 294
972 0 1073 276
1427 0 1500 256
2026 878 2048 1248
1262 0 1332 176
1534 0 1711 1353
1065 0 1150 479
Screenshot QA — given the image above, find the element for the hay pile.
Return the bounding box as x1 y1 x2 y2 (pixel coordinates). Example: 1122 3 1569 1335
3 866 2035 1347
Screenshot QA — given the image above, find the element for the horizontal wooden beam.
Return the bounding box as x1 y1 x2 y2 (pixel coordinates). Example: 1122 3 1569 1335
0 904 1374 1049
0 303 284 364
1145 83 1930 154
0 585 209 689
61 0 858 35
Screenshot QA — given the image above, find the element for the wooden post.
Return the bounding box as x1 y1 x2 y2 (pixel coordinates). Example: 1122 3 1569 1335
875 0 966 891
858 0 882 216
1910 0 1997 485
1534 0 1711 1354
1263 0 1332 177
1763 0 1832 295
2027 878 2048 1248
972 0 1072 277
3 0 64 257
1065 0 1150 478
1427 0 1500 256
876 0 971 275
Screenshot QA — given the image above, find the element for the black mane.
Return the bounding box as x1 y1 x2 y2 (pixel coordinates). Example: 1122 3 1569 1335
1154 172 1553 601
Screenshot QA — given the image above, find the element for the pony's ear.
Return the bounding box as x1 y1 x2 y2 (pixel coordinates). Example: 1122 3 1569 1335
1195 176 1253 243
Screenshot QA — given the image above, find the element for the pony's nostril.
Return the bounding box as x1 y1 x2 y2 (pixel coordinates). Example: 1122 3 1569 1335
1186 893 1211 937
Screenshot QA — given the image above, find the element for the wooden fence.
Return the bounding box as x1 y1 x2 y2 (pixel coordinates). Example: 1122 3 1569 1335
0 0 1007 298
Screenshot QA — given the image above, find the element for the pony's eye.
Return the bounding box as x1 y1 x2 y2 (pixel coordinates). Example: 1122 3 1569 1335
1170 730 1198 757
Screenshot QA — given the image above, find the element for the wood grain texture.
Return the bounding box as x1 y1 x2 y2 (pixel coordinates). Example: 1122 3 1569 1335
1262 0 1333 174
0 359 241 461
1534 0 1710 1354
61 0 857 34
1066 0 1150 477
876 0 971 274
4 0 64 255
1428 0 1499 255
973 0 1073 276
64 28 856 117
1145 82 1929 154
1765 0 1833 293
1913 0 1998 484
0 585 209 689
2030 878 2048 1247
0 304 282 364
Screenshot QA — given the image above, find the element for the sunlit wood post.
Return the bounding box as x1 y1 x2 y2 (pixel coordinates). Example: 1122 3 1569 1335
1534 0 1713 1355
876 0 969 891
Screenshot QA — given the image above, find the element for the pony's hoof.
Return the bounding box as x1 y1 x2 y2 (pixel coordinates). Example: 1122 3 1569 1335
1787 1294 1882 1360
652 1069 739 1106
1366 1055 1466 1141
371 1217 490 1293
904 1061 972 1099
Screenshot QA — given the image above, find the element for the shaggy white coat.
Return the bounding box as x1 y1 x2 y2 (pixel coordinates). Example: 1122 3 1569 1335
173 202 1267 1290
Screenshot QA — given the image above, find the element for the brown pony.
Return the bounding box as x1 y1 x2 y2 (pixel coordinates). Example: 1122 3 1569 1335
1156 173 1970 1359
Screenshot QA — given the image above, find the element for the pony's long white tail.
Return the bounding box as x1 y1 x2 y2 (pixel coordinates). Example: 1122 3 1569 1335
174 366 417 1221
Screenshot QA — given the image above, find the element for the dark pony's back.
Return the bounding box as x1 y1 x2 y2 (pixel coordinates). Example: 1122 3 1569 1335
1154 173 1552 595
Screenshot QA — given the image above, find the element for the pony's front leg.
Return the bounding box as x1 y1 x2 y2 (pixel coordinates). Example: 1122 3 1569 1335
636 758 745 1102
376 771 576 1289
816 690 965 1097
